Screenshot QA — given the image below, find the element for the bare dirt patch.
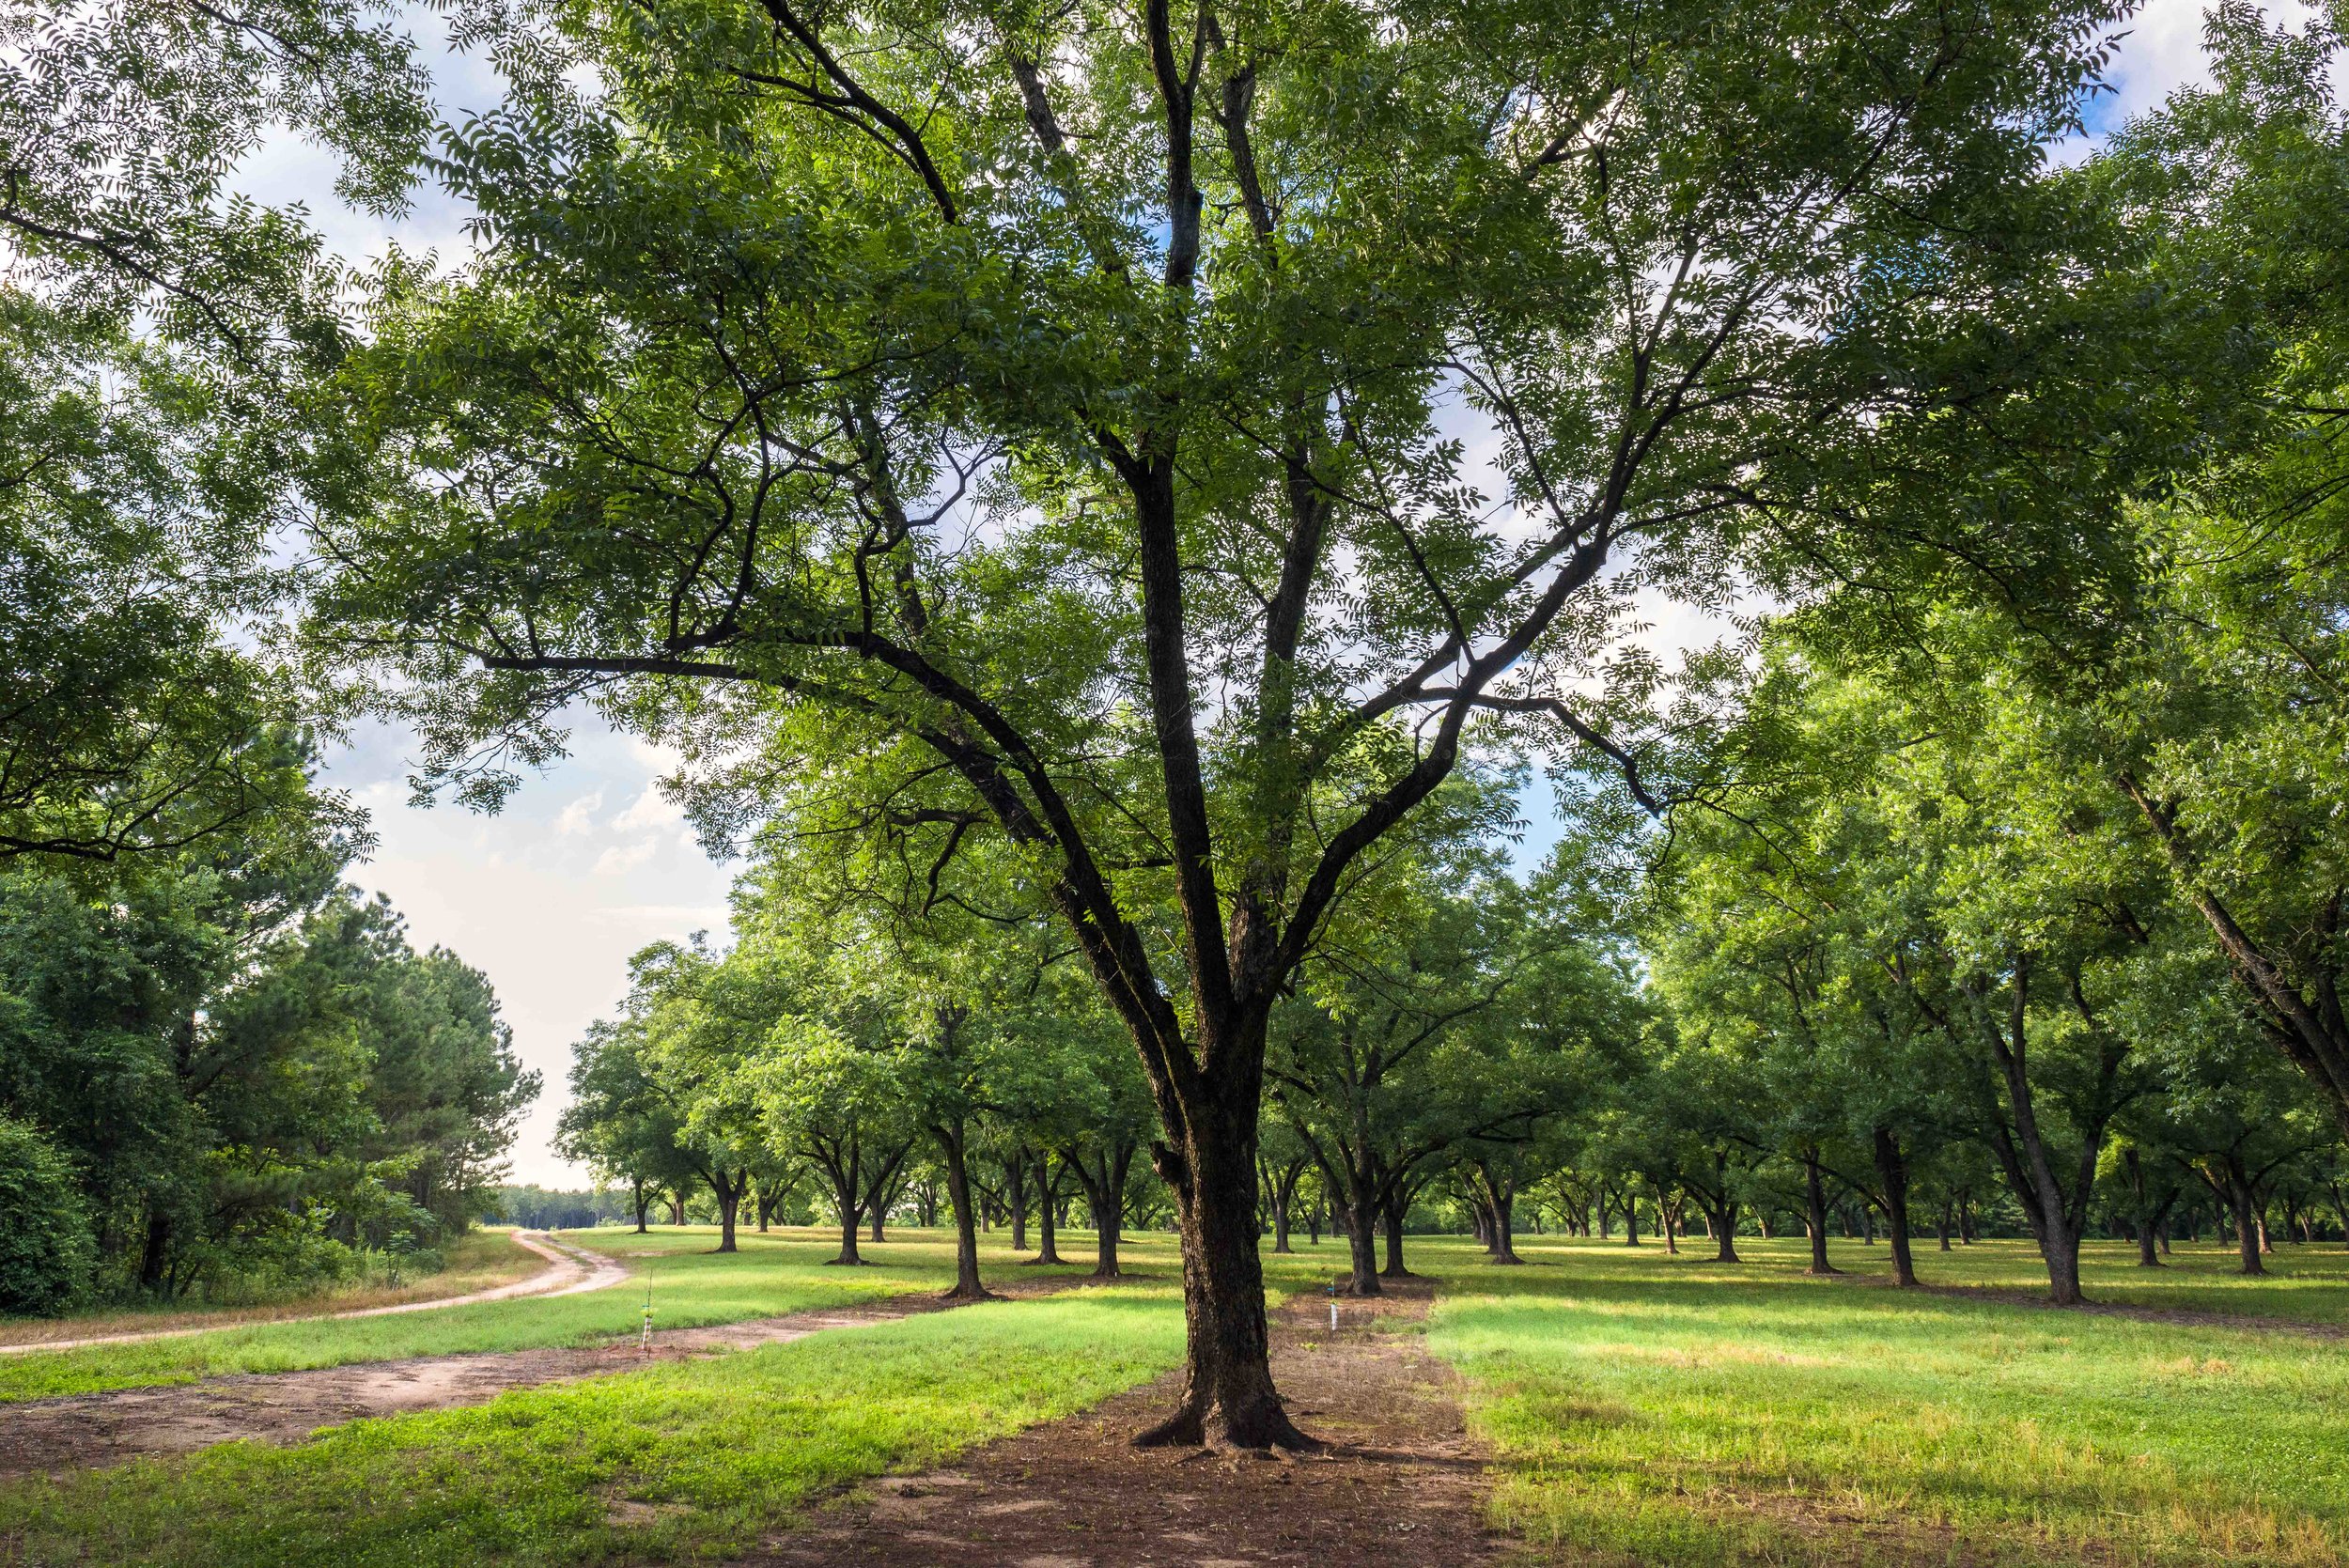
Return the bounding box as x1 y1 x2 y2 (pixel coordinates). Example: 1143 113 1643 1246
0 1278 1069 1480
748 1277 1506 1568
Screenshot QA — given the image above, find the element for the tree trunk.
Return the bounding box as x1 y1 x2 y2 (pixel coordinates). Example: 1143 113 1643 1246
1005 1151 1029 1254
1132 1094 1311 1453
1623 1193 1641 1248
821 1153 865 1265
1488 1182 1521 1264
1379 1188 1412 1279
1804 1154 1840 1276
632 1177 648 1234
138 1210 171 1296
1873 1126 1917 1289
713 1169 739 1253
1078 1142 1133 1280
935 1120 991 1300
1973 955 2097 1306
1711 1199 1741 1263
1341 1191 1379 1295
2233 1175 2265 1276
1027 1156 1066 1265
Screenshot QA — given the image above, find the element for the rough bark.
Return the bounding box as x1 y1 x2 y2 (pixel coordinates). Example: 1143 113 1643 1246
1132 1085 1315 1452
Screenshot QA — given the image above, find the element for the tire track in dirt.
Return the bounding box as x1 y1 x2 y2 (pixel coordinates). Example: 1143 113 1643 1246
0 1278 1071 1480
0 1232 627 1359
744 1279 1505 1568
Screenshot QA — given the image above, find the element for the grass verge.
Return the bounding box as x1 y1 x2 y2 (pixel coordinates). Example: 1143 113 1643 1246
0 1230 546 1355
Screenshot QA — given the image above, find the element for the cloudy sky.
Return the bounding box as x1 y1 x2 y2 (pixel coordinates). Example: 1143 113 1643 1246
265 0 2279 1186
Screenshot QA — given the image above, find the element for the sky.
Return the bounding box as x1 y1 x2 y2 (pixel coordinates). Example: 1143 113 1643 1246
263 0 2268 1186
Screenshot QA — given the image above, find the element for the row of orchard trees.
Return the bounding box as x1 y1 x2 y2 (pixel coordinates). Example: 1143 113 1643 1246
1615 595 2349 1305
557 778 1650 1300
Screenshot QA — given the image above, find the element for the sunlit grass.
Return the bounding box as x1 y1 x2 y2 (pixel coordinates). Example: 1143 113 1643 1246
1423 1234 2349 1566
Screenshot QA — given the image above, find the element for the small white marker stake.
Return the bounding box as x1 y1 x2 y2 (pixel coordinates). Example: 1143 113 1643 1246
641 1291 654 1353
1330 1299 1339 1333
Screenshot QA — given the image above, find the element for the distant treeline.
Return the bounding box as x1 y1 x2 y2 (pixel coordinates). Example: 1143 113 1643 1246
496 1186 633 1231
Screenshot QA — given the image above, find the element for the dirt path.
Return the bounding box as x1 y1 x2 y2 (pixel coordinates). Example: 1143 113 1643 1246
0 1281 1043 1480
0 1233 627 1359
746 1279 1504 1568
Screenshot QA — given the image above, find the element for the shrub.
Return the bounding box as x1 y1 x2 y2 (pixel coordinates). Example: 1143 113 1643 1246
0 1116 94 1315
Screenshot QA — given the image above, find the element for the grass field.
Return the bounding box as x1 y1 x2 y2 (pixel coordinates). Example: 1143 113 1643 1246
0 1224 1093 1403
1430 1234 2349 1567
0 1278 1191 1567
4 1226 2347 1567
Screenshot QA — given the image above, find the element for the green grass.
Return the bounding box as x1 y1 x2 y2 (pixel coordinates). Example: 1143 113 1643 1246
0 1224 1097 1403
0 1276 1191 1567
13 1221 2345 1566
1424 1234 2349 1567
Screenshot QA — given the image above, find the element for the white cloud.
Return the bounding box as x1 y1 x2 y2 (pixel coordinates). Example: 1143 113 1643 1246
593 839 659 875
553 792 603 836
319 722 734 1188
612 784 685 833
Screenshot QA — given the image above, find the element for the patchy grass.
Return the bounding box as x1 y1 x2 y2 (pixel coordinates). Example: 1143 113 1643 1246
0 1278 1191 1568
0 1225 1094 1404
1424 1234 2349 1567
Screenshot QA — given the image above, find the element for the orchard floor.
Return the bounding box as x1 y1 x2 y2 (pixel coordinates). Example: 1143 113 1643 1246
2 1228 2348 1566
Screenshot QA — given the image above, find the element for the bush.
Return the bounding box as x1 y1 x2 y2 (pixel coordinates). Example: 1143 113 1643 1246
0 1116 93 1315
